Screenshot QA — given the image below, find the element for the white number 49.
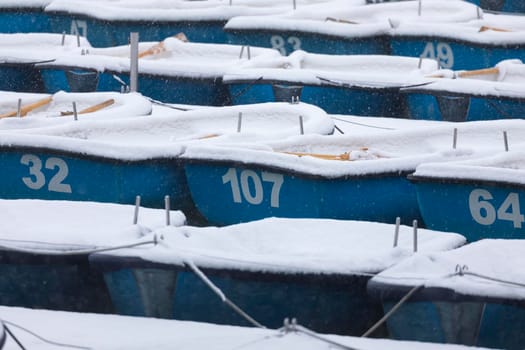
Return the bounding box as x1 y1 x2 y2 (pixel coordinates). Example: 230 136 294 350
469 189 524 228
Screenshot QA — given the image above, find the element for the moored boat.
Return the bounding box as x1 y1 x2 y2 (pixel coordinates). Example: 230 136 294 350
403 59 525 121
368 239 525 349
409 149 525 241
0 199 185 313
467 0 525 14
223 51 436 116
0 1 51 33
89 217 465 335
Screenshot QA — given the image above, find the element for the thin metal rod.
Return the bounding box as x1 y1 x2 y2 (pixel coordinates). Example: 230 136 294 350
247 45 251 60
334 124 344 134
16 99 21 118
72 101 78 121
61 31 66 46
418 56 423 69
76 32 80 47
413 219 418 253
129 32 139 93
237 112 242 132
418 0 422 16
293 0 296 10
503 131 509 152
133 195 141 225
393 217 400 247
299 115 304 135
4 324 26 350
164 195 170 226
453 128 457 149
239 46 245 59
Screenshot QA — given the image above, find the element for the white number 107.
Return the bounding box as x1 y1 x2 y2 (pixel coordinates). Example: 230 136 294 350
222 168 283 208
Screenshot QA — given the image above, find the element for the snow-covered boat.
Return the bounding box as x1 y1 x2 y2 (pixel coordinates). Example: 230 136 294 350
0 1 51 33
368 239 525 350
0 199 185 313
390 10 525 70
409 149 525 241
89 217 465 335
223 51 435 116
0 102 332 217
225 0 481 56
44 0 329 47
36 36 280 105
182 119 525 226
0 304 496 350
0 33 87 92
402 59 525 121
0 91 151 130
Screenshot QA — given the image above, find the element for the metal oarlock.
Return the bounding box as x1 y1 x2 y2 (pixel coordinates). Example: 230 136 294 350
453 128 457 149
16 99 21 118
165 195 170 226
72 102 78 121
299 115 304 135
503 131 509 151
413 219 418 253
237 112 243 133
129 32 139 93
393 216 400 247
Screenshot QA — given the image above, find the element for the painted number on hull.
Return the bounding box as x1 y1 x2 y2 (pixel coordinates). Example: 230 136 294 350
222 168 283 208
270 35 301 55
70 19 88 37
469 189 524 228
21 154 72 193
420 42 454 69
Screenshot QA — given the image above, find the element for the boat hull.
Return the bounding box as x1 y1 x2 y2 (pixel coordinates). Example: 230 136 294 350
227 81 406 117
40 67 231 105
47 13 228 47
225 29 389 56
0 145 191 211
404 91 525 121
368 281 525 350
0 8 50 33
0 249 112 313
0 64 46 93
468 0 525 13
92 255 386 336
411 175 525 241
391 36 525 70
184 161 421 226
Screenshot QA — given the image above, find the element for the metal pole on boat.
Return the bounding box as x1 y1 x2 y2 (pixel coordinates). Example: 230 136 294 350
417 57 423 69
129 32 140 93
412 220 418 253
72 102 78 121
239 46 245 59
393 217 400 247
247 46 251 60
453 128 457 149
16 99 21 118
133 195 141 224
237 112 242 132
417 0 421 16
293 0 296 10
477 7 482 19
61 31 66 46
299 115 304 135
165 195 171 225
503 131 509 151
76 32 80 47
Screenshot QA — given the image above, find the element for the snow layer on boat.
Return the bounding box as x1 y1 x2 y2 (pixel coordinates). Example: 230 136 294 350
181 119 525 177
0 91 152 130
0 0 51 8
17 102 333 144
0 305 492 350
224 51 437 86
225 0 481 37
372 239 525 300
0 199 185 251
406 59 525 97
101 217 465 275
44 0 318 21
40 38 281 78
0 33 90 64
413 150 525 186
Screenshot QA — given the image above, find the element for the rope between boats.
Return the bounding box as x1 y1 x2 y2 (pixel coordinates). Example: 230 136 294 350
331 117 396 130
280 319 360 350
3 320 91 349
0 237 158 256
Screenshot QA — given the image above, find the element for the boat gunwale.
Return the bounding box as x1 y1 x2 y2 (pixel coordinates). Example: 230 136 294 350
408 173 525 191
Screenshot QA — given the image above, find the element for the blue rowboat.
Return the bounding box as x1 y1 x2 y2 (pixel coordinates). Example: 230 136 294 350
0 2 51 33
467 0 525 13
181 124 484 226
44 0 301 47
0 33 90 93
224 0 480 56
35 37 280 104
410 149 525 241
390 11 525 70
0 199 185 313
368 239 525 349
403 59 525 121
0 91 152 130
0 133 189 210
224 51 436 116
89 217 465 334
